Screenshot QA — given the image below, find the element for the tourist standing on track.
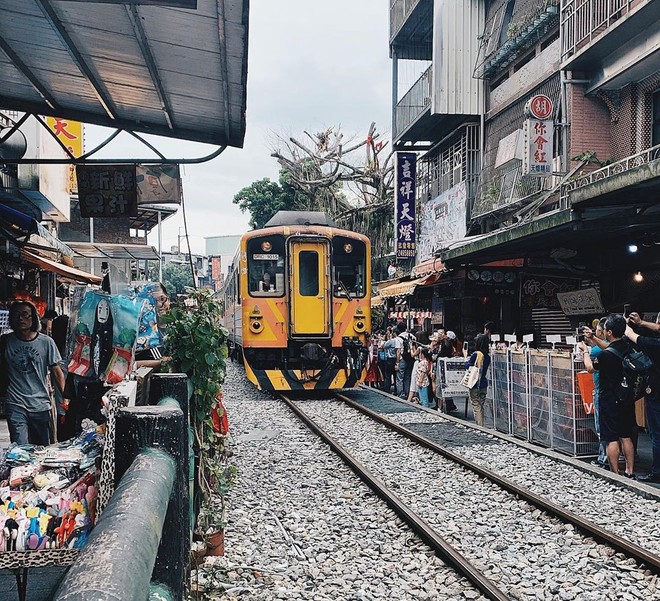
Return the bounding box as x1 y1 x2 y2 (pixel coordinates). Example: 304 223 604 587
416 347 434 408
582 314 636 478
464 322 495 427
382 329 398 395
624 313 660 483
395 322 416 399
1 301 65 445
580 317 609 468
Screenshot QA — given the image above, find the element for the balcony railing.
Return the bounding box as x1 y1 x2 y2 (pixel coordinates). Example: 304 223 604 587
390 0 423 40
560 143 660 204
394 66 432 140
560 0 640 61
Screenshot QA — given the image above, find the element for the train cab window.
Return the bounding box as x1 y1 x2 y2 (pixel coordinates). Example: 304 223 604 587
247 235 285 297
299 251 319 296
333 236 366 298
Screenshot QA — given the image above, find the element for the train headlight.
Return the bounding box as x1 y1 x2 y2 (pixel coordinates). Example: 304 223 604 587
249 319 263 334
354 320 366 333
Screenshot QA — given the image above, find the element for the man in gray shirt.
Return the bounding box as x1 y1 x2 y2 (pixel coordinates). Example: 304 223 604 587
1 301 65 445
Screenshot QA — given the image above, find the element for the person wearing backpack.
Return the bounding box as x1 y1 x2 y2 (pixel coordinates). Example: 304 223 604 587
582 314 636 478
395 321 416 399
625 314 660 483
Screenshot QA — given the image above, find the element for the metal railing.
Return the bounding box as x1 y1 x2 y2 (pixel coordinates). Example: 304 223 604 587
560 143 660 204
390 0 423 40
473 161 553 218
394 65 432 140
560 0 641 61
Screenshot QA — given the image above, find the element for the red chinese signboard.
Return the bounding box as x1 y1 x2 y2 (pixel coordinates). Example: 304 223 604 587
527 94 554 120
76 165 138 218
522 119 554 176
211 256 221 281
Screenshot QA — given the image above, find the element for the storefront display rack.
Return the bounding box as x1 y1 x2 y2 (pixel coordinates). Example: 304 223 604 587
490 349 511 434
549 353 599 457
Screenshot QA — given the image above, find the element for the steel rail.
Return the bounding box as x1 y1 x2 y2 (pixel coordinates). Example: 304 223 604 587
334 391 660 572
279 394 510 601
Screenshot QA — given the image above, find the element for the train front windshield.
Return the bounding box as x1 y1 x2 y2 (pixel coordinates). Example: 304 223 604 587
247 235 286 296
333 236 366 298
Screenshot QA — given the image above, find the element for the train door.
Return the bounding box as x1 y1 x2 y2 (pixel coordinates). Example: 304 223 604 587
289 239 331 336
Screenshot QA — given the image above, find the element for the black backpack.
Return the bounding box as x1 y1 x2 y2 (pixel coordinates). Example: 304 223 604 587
400 334 413 362
604 346 654 404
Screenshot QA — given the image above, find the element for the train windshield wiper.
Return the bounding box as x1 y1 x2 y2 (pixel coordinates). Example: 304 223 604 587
338 279 353 301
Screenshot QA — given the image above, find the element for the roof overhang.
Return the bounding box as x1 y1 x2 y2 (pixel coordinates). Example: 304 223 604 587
67 241 160 260
21 248 102 284
0 0 249 147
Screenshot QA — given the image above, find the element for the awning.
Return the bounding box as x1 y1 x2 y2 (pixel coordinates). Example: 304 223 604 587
439 210 573 266
67 241 160 261
412 257 445 277
21 249 102 285
378 277 427 299
0 202 74 257
371 295 384 308
0 1 249 147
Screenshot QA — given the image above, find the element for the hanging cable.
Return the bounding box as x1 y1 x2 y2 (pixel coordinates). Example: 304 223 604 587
180 189 197 289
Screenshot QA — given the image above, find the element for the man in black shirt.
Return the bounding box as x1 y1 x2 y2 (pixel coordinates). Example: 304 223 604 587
625 314 660 483
582 314 636 477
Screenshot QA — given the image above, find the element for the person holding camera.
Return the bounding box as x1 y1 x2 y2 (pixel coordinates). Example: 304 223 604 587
580 317 609 468
625 312 660 483
581 314 636 478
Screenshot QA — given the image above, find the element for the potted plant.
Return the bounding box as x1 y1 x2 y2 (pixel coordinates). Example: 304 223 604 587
162 288 232 548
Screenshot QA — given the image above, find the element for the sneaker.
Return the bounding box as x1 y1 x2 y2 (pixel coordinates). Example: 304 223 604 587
637 473 660 483
622 472 636 480
590 460 608 469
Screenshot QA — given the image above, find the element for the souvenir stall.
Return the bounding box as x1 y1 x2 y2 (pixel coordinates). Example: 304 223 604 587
0 281 167 595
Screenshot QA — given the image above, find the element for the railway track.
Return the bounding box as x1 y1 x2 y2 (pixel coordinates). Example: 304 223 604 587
279 391 660 601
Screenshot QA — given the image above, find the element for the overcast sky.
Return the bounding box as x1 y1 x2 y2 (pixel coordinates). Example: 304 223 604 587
140 1 393 255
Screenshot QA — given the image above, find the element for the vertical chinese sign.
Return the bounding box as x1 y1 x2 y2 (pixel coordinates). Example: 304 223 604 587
522 94 554 177
45 117 83 194
395 152 416 260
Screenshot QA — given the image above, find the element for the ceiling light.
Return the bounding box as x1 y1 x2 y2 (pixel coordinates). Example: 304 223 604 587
628 244 638 253
633 272 644 283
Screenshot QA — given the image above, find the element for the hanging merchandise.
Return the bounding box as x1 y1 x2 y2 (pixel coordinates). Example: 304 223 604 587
134 283 163 351
68 291 113 378
104 295 147 384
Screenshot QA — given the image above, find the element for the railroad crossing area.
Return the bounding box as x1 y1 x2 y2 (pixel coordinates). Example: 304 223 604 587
189 362 660 600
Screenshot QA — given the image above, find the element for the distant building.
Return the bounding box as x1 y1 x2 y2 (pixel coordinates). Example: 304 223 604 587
205 234 242 290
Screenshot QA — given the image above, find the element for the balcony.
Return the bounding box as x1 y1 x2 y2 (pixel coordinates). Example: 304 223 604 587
560 143 660 207
394 67 432 141
390 0 433 60
560 0 660 72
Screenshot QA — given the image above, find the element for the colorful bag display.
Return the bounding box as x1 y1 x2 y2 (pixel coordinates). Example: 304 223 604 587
103 295 146 384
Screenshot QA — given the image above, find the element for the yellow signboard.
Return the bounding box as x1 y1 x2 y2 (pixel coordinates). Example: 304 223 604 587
45 117 83 195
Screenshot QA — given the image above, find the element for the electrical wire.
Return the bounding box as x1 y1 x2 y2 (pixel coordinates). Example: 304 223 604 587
180 189 197 289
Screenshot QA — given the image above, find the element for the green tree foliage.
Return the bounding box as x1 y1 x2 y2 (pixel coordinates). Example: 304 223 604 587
233 172 300 229
162 262 194 296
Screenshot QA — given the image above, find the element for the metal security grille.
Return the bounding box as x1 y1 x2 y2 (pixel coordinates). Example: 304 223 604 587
417 124 481 205
473 74 561 218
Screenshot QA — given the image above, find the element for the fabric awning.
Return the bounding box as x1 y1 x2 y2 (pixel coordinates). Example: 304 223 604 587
371 296 384 308
21 249 102 285
412 257 445 277
67 242 160 261
378 277 426 299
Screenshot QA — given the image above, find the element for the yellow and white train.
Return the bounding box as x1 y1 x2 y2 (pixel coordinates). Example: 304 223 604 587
220 211 370 391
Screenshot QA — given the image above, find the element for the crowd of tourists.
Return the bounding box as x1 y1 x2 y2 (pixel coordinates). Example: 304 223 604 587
364 320 495 425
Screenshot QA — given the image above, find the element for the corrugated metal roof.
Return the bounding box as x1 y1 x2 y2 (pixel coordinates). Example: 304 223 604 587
0 0 248 147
